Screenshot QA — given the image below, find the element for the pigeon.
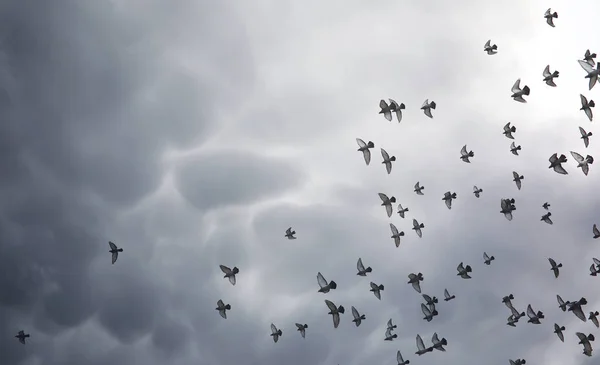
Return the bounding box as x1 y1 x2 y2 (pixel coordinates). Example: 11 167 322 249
15 330 29 345
543 65 559 87
397 350 410 365
379 99 394 121
421 99 436 118
381 148 396 174
503 122 517 139
285 227 297 239
422 303 435 322
580 94 595 121
216 300 231 319
460 145 474 163
422 294 438 306
507 315 518 327
509 359 527 365
385 327 398 341
583 49 597 66
579 126 592 148
483 252 495 265
568 298 588 322
108 241 123 264
510 142 522 156
557 295 570 312
544 8 558 27
431 333 447 352
397 204 409 218
511 78 530 103
295 323 308 338
414 182 425 195
548 258 562 278
484 39 498 55
509 305 526 322
370 282 384 300
412 219 424 238
526 304 545 324
578 60 600 90
324 299 345 329
390 223 405 248
503 294 515 309
512 171 524 190
549 153 568 175
590 311 600 328
356 138 375 165
415 334 433 356
356 258 372 276
473 186 483 198
541 212 553 225
590 263 600 276
554 323 566 342
378 193 396 218
219 265 239 286
351 306 365 327
594 224 600 239
389 99 406 123
575 332 595 357
500 198 515 221
442 191 457 210
270 323 282 343
543 202 551 210
408 273 424 293
317 272 337 293
457 262 472 279
443 288 455 301
387 319 397 331
570 151 594 176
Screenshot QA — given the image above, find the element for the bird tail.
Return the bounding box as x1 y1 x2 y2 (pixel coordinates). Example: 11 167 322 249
537 311 544 319
509 294 514 299
552 12 558 18
390 197 397 203
440 338 447 345
390 156 397 161
379 284 384 290
490 256 495 260
522 86 530 95
560 326 565 330
430 101 437 109
329 281 337 289
557 263 563 268
366 267 372 272
511 126 516 132
304 324 308 328
399 103 406 110
338 305 345 314
516 146 522 150
520 312 525 317
588 156 595 164
225 304 231 310
590 100 596 107
492 44 497 50
418 273 424 279
589 334 595 341
433 298 438 303
466 265 472 272
590 131 594 136
233 267 240 274
420 223 425 228
552 71 559 77
367 141 374 148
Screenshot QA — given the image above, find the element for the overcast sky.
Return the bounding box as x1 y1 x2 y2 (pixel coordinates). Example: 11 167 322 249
1 0 600 364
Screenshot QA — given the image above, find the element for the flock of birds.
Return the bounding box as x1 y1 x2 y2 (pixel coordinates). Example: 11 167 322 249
11 7 600 365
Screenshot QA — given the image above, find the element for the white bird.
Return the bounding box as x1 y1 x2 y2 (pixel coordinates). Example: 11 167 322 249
511 79 530 103
420 99 436 118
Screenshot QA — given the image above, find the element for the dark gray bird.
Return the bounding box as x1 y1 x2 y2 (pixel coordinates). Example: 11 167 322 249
216 300 231 319
295 323 308 338
510 142 521 156
500 198 515 221
219 265 239 286
370 282 384 300
270 323 282 343
381 148 396 174
580 126 592 148
387 318 397 331
590 263 599 276
578 60 600 90
526 304 544 324
356 258 372 276
412 219 424 238
414 182 425 195
442 191 457 210
503 294 515 309
589 311 599 328
557 295 570 311
594 224 600 239
443 288 455 301
422 294 438 306
390 223 405 248
503 122 517 139
460 145 474 163
379 193 396 218
457 262 472 279
473 185 483 198
431 333 447 352
415 334 434 356
108 241 123 264
583 49 597 66
408 273 424 293
554 323 566 342
548 258 562 278
356 138 375 165
568 297 588 322
15 330 29 345
397 350 410 365
484 39 498 55
483 252 495 265
543 202 551 210
580 94 595 121
509 359 527 365
422 303 435 322
512 171 524 190
379 99 395 121
324 299 345 329
511 78 530 103
549 153 568 175
385 327 398 341
317 272 337 293
541 212 553 225
570 151 594 176
285 227 297 239
575 332 595 357
544 8 558 27
351 306 366 327
389 99 406 123
507 314 518 327
543 65 559 86
421 99 436 118
397 203 409 218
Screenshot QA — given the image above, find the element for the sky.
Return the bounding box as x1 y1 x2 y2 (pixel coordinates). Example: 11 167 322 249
0 0 599 364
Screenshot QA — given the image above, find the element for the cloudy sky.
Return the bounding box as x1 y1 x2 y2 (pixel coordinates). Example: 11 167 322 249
1 0 600 364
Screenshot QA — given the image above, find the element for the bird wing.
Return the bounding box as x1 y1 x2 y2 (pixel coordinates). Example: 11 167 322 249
579 60 595 74
108 241 118 250
543 65 551 77
111 251 118 264
511 79 522 93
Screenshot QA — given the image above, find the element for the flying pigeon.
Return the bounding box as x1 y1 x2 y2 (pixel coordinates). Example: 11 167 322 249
390 223 405 247
579 127 592 148
594 224 600 239
548 258 562 278
408 272 424 293
509 305 526 322
421 99 436 118
270 323 282 343
379 99 394 121
583 49 597 66
509 359 527 365
554 323 566 342
387 319 397 331
381 148 396 174
421 303 435 322
324 299 345 328
542 65 559 87
443 288 455 301
544 8 558 27
577 60 600 90
285 227 296 239
580 94 595 121
356 258 372 276
575 332 595 357
511 78 530 103
428 302 438 318
356 138 375 165
389 99 406 123
412 219 424 238
295 323 308 338
484 39 498 55
219 265 239 286
460 145 474 163
442 191 457 210
317 272 337 293
216 300 231 319
422 294 438 306
512 171 524 190
415 334 433 356
568 298 588 322
503 122 516 139
15 330 29 345
500 198 515 221
351 306 365 327
526 304 545 324
370 282 384 300
378 193 396 218
473 186 483 198
414 182 424 195
590 311 599 328
557 295 570 311
510 142 521 156
456 262 472 279
549 153 568 175
507 315 517 327
541 212 553 225
543 202 551 210
385 327 398 341
570 151 594 176
397 204 409 218
503 294 515 309
108 241 123 264
431 333 447 352
590 263 599 276
483 252 495 265
397 350 410 365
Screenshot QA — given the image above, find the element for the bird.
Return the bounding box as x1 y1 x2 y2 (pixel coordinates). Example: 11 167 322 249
590 311 599 328
324 299 345 329
389 99 406 123
422 294 438 305
397 203 409 218
500 198 515 221
443 288 455 301
590 263 600 276
473 186 483 198
484 39 498 55
548 258 562 278
575 332 595 357
543 202 551 210
580 94 595 121
541 212 553 225
408 273 424 293
507 315 518 327
442 191 457 210
542 65 559 86
510 142 522 156
381 148 396 174
421 303 435 322
557 295 570 311
295 323 308 338
270 323 282 343
483 252 495 265
502 294 515 309
460 145 474 163
583 49 597 66
554 323 566 342
577 60 600 90
503 122 517 139
421 99 436 118
526 304 545 324
385 327 398 341
397 350 410 365
594 224 600 239
219 265 239 286
549 153 568 175
387 319 397 331
512 171 524 190
378 193 396 218
216 300 231 319
15 330 29 345
415 334 434 356
285 227 297 239
356 138 375 165
568 297 588 322
509 359 527 365
456 262 472 279
356 258 372 276
414 182 425 195
379 99 395 121
370 282 384 300
108 241 123 264
544 8 558 27
412 219 424 238
570 151 594 176
317 272 337 293
351 306 366 327
509 306 526 322
390 223 405 247
511 79 530 103
431 333 447 352
579 126 592 148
